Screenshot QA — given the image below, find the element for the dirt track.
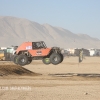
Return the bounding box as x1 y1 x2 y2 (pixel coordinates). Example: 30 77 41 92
0 57 100 100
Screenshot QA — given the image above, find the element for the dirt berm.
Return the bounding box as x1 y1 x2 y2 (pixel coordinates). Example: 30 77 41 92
0 64 40 77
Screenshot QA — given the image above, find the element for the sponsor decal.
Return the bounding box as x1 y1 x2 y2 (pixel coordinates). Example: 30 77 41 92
26 46 32 50
36 51 42 55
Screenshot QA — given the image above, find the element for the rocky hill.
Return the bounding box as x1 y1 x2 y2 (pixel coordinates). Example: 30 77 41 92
0 16 100 49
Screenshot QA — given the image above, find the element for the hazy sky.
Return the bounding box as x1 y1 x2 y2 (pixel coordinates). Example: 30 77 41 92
0 0 100 39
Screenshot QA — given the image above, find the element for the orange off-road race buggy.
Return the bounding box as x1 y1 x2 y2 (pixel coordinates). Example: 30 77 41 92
12 41 64 66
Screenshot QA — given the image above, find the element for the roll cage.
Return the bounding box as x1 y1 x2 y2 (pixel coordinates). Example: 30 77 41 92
32 41 47 49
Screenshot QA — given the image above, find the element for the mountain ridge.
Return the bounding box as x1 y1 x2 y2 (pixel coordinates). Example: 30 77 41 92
0 16 100 48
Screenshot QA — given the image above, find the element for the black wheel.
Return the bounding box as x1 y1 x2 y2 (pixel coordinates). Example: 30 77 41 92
17 54 28 66
42 58 51 65
59 54 64 63
50 53 61 65
13 55 18 64
27 59 32 64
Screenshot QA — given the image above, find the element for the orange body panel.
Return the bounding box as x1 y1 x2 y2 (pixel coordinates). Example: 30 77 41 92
16 42 32 54
28 48 51 56
16 42 51 56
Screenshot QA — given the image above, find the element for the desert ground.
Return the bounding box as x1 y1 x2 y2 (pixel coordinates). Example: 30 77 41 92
0 57 100 100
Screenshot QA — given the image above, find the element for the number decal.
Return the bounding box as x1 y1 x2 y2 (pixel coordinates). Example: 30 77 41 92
36 51 42 55
26 46 32 50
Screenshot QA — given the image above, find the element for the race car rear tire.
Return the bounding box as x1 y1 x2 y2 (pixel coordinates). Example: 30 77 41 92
50 53 61 65
59 54 64 63
27 59 32 64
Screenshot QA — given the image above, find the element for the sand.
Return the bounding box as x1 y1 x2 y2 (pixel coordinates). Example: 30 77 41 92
0 57 100 100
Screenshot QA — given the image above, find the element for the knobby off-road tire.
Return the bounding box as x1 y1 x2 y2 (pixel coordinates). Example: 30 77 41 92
42 58 51 65
27 59 32 64
17 54 28 66
13 55 18 64
59 54 64 63
50 53 62 65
